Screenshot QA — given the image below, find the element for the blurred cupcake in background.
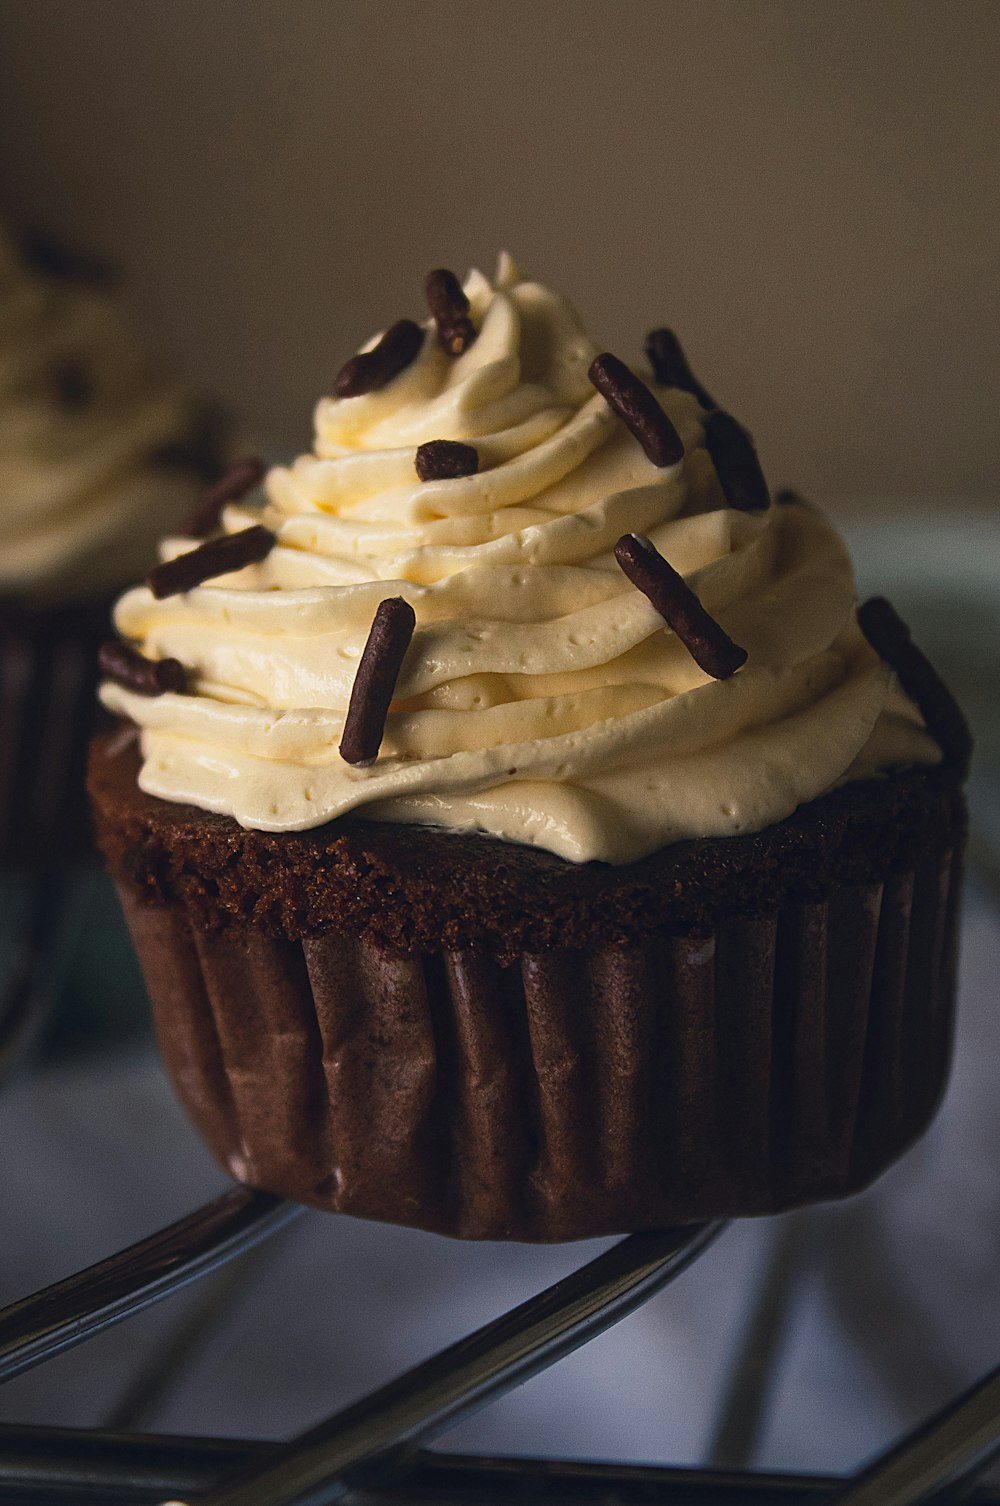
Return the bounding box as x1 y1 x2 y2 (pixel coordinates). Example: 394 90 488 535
0 226 232 868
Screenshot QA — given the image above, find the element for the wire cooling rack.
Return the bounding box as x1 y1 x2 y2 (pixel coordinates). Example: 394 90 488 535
0 1178 996 1506
1 854 999 1506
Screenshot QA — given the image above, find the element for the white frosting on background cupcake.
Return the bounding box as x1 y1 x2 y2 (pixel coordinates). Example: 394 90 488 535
0 230 224 603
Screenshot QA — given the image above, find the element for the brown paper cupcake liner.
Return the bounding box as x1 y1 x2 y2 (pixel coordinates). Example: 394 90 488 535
114 838 962 1242
0 599 109 868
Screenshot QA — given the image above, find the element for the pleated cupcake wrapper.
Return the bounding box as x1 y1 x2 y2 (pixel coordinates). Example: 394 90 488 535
0 608 105 867
116 843 962 1242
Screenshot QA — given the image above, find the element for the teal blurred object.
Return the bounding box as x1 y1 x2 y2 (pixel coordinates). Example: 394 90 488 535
0 868 151 1065
45 870 152 1057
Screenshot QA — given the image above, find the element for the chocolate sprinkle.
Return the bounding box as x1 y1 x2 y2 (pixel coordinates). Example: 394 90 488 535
703 410 770 512
415 439 479 482
99 640 185 697
588 353 685 467
334 319 424 398
858 597 973 778
615 532 748 680
147 525 275 599
644 328 717 411
21 228 118 287
425 268 476 355
151 398 233 485
183 456 267 538
340 597 417 766
775 488 806 506
51 359 94 411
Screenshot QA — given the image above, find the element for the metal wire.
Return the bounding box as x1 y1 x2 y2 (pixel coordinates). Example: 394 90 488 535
0 1163 995 1506
103 1221 296 1434
0 1423 266 1502
2 1431 1000 1506
0 1188 302 1384
175 1222 725 1506
708 1213 811 1469
824 1364 1000 1506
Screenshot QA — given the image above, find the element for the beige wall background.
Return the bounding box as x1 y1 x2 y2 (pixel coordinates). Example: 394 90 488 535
1 0 997 502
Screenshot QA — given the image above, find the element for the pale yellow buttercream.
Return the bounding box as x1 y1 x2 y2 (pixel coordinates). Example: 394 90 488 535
100 256 939 863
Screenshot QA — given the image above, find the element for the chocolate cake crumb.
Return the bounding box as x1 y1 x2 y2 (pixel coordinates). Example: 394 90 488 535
89 735 965 960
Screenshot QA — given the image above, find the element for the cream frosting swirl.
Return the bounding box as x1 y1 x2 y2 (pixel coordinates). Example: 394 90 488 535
100 255 939 864
0 230 221 603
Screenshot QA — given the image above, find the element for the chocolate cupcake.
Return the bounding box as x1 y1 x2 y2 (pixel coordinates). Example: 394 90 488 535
0 227 229 867
90 255 969 1240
